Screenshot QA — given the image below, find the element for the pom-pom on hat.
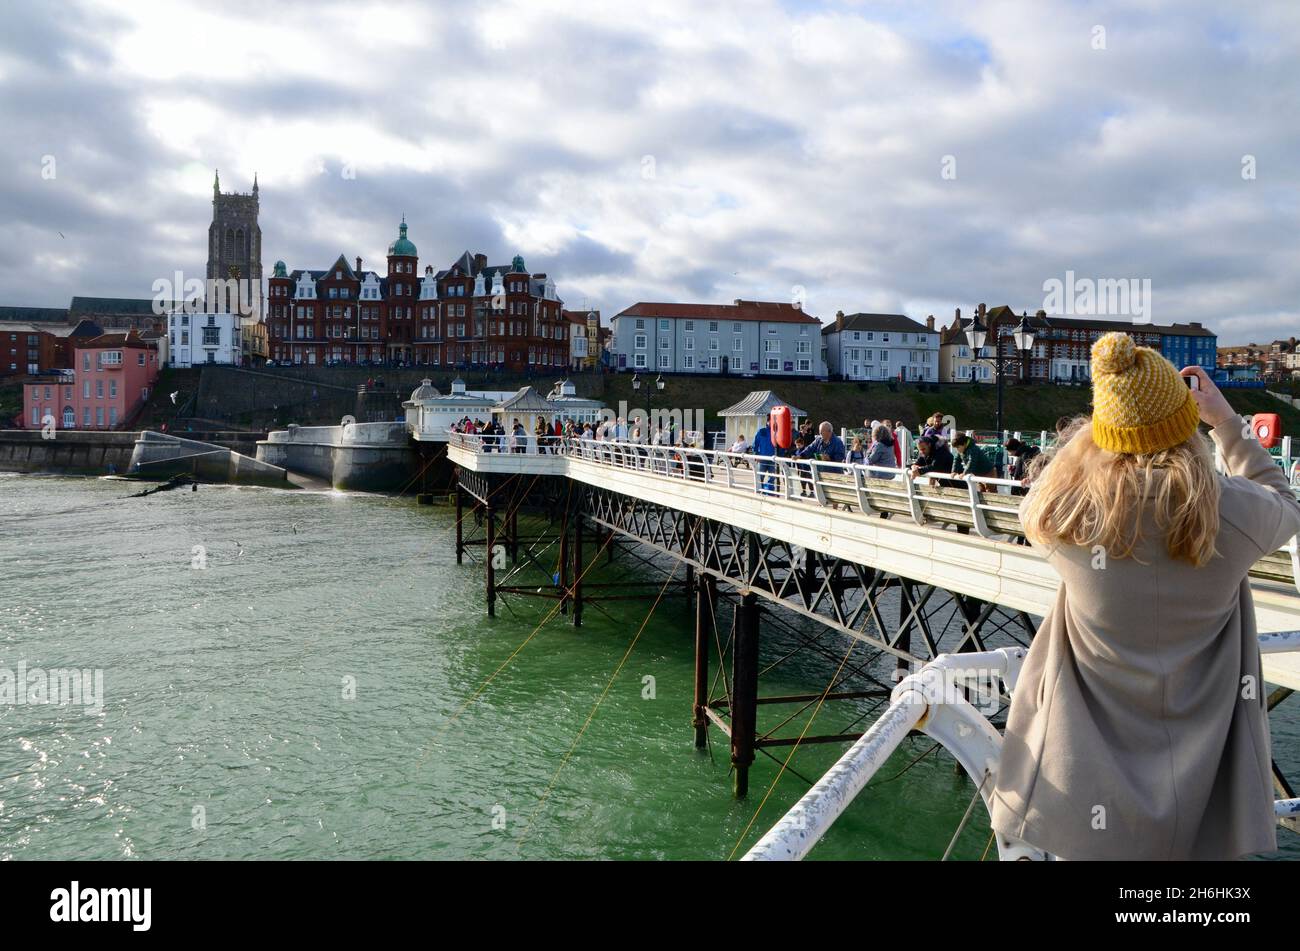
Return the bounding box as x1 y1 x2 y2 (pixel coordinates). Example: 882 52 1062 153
1090 332 1200 455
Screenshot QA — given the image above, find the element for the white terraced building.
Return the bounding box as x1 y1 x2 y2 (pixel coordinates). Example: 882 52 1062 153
609 300 826 378
821 311 939 382
166 311 243 367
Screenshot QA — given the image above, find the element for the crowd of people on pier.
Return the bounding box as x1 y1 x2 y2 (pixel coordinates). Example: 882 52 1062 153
448 413 709 454
450 405 1066 495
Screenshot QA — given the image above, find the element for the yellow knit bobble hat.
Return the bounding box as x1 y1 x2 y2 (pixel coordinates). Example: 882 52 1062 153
1090 332 1201 455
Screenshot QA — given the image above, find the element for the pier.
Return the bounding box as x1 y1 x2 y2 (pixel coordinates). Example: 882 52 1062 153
447 434 1300 814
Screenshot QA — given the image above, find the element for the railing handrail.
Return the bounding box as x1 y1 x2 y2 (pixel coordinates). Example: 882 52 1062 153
445 434 1300 593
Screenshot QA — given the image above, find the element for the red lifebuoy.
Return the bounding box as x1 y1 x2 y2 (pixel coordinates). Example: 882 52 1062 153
771 405 793 450
1253 413 1282 449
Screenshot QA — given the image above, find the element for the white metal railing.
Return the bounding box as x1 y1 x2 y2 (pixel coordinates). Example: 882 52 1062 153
742 647 1047 861
555 438 1046 539
447 435 1300 595
446 430 565 455
744 634 1300 860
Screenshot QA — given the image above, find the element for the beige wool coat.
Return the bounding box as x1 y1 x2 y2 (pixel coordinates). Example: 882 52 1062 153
989 421 1300 860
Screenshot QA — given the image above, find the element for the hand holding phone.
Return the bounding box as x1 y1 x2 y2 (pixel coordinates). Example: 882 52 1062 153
1182 366 1236 428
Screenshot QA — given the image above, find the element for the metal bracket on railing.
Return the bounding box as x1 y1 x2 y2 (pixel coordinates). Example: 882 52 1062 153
719 452 734 488
852 465 874 514
903 472 926 525
967 478 994 539
811 464 828 506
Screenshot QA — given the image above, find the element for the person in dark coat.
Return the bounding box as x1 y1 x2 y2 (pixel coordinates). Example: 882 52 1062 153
1005 437 1042 483
752 416 777 494
950 433 996 478
797 421 846 464
910 434 953 477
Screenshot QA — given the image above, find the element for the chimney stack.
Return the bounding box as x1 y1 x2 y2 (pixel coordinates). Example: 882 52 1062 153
356 256 362 275
835 310 845 332
473 253 488 273
925 314 935 331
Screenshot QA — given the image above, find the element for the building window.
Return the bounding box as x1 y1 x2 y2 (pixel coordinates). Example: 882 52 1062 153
634 334 647 350
797 359 811 372
658 353 670 369
684 355 694 369
765 357 779 371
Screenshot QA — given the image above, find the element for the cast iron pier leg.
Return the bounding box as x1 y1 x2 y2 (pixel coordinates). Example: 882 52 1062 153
732 591 760 797
693 574 717 749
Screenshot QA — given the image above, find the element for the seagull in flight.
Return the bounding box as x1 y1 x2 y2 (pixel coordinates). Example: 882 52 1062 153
169 391 180 404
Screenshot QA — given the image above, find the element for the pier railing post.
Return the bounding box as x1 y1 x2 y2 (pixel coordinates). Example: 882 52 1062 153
694 574 717 748
572 509 584 628
455 483 464 565
732 591 760 797
559 500 570 615
485 495 497 618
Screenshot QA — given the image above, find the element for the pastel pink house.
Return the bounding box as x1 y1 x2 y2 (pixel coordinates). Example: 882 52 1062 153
23 331 160 431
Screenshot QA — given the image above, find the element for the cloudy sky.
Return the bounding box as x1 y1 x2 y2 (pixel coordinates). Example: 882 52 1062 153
1 0 1297 344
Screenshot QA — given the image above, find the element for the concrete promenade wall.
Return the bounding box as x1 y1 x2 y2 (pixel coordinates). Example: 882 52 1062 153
0 430 138 474
256 421 419 491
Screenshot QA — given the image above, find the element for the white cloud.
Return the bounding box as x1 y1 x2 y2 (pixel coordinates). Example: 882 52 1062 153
0 0 1297 345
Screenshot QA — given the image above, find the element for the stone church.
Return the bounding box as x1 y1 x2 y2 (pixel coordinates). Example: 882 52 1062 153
207 170 263 317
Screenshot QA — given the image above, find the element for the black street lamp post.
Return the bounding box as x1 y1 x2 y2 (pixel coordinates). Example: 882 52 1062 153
967 306 1036 473
631 372 666 442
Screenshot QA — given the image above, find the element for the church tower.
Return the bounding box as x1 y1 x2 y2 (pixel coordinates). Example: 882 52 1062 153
207 170 263 316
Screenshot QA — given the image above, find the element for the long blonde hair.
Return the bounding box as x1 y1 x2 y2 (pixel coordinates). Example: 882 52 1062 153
1021 416 1220 567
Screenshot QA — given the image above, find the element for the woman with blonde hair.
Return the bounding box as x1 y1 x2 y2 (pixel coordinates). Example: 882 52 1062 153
990 332 1300 860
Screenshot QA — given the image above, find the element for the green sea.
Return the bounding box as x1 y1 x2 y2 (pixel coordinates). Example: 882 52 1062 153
0 473 1294 860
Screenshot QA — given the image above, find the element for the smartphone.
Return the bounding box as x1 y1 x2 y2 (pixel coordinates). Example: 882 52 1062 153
1185 374 1200 391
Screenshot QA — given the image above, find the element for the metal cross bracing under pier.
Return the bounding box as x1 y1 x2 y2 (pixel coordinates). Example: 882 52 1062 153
454 470 679 622
453 464 1037 799
579 485 1035 796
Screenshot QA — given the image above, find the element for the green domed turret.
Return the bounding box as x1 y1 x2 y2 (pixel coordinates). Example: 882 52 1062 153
272 260 287 278
388 217 418 257
511 254 526 273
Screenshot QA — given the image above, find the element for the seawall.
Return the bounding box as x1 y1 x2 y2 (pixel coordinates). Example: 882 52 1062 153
0 430 138 475
256 421 423 492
